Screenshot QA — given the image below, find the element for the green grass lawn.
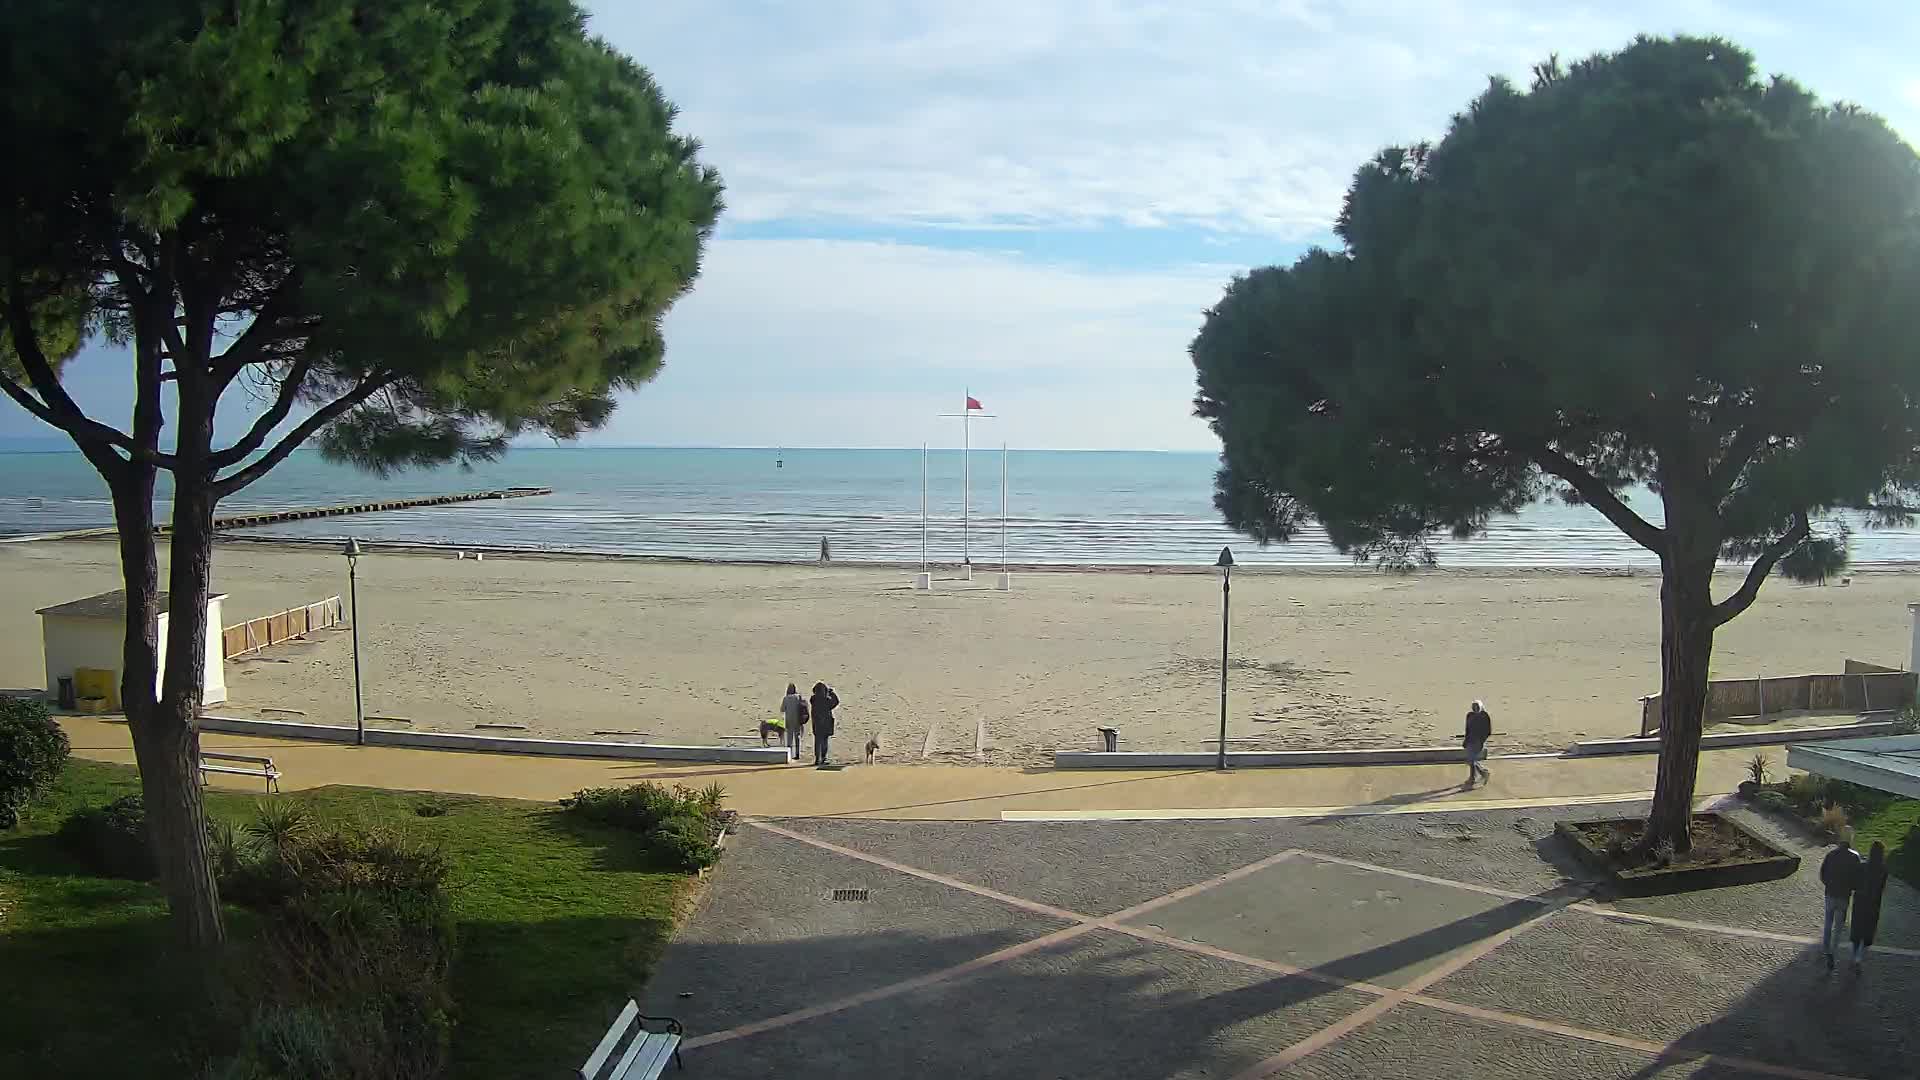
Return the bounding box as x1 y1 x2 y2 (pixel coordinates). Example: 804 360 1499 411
1851 795 1920 888
0 760 693 1079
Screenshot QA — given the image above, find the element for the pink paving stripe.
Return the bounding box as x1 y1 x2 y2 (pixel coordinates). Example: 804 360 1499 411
1227 897 1574 1079
710 826 1876 1079
744 819 1085 922
682 923 1095 1050
1570 902 1920 960
1295 850 1548 904
1407 997 1864 1080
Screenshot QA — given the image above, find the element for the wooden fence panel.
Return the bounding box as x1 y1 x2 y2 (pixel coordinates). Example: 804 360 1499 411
221 596 344 659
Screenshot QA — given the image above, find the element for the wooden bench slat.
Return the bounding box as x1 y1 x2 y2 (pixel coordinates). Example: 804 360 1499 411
617 1032 680 1079
203 752 275 765
580 1000 640 1080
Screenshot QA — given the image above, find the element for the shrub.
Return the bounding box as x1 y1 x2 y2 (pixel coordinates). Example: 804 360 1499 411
0 696 70 828
57 794 153 878
414 797 450 818
1894 703 1920 736
653 813 720 872
1819 803 1851 839
211 816 455 1080
1745 754 1772 788
560 781 727 870
1754 790 1792 813
1785 772 1830 813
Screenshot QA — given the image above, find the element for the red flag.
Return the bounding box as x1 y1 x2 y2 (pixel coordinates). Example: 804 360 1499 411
966 396 983 410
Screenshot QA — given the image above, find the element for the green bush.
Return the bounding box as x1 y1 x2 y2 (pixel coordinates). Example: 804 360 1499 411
0 696 70 828
560 781 726 870
653 813 720 872
1785 772 1830 813
56 794 153 878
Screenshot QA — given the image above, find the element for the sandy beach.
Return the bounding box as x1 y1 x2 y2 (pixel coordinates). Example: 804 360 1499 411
1 539 1912 765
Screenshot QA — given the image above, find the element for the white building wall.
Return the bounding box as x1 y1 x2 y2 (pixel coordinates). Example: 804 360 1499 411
41 598 228 707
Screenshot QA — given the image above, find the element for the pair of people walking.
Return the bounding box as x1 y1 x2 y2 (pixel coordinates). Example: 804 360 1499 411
1820 834 1890 971
779 681 841 767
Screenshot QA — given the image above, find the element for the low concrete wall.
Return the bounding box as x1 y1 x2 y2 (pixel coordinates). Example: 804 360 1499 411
1573 721 1903 757
1054 746 1470 769
197 714 789 764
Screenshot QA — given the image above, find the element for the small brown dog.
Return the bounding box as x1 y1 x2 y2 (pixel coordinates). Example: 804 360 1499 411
864 734 881 764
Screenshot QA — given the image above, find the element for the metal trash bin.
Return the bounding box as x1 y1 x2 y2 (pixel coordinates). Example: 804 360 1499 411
57 676 77 711
1097 726 1118 753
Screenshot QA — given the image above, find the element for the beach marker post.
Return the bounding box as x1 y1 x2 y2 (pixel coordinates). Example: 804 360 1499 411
1908 602 1920 673
996 442 1012 590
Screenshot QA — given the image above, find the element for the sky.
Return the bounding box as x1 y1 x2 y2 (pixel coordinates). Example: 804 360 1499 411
9 1 1920 452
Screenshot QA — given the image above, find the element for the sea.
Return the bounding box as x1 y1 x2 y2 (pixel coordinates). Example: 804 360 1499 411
4 446 1919 568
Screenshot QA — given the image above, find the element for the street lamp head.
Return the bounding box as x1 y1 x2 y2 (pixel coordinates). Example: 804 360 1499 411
343 537 363 564
1216 546 1235 570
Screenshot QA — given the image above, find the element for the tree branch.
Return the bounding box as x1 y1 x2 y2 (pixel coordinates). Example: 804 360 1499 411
210 372 393 497
210 274 304 387
207 355 313 469
4 279 171 470
1710 511 1810 628
1528 443 1665 552
1707 424 1766 497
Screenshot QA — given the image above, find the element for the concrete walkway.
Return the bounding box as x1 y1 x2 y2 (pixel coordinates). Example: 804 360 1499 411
62 716 1761 819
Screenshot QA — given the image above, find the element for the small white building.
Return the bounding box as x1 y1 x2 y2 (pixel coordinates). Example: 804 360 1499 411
36 590 228 708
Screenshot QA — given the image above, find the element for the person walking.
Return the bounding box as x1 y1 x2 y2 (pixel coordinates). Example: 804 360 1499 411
1463 700 1493 788
1819 833 1862 971
780 683 806 762
1850 841 1890 968
809 681 840 767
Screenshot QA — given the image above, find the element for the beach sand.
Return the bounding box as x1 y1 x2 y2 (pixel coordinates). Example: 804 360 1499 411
1 539 1912 765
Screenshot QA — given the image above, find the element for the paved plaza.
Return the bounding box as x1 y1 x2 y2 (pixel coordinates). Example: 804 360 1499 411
645 803 1918 1079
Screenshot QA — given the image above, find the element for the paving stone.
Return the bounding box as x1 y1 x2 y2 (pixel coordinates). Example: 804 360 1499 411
1431 907 1919 1079
642 826 1073 1034
682 929 1379 1080
1122 855 1553 988
1292 1001 1734 1079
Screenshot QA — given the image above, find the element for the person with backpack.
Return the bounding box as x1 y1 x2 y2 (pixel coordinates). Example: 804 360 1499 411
809 681 840 767
1850 841 1890 968
1819 832 1863 971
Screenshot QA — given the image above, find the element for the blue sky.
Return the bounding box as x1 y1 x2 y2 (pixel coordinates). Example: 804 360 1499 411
9 1 1919 451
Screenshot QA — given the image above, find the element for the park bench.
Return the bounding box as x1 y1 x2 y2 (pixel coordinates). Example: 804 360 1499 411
580 1000 684 1079
198 751 280 794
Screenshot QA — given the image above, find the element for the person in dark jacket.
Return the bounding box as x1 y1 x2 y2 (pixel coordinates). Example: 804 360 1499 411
1819 835 1862 971
1463 700 1493 788
1850 841 1889 966
809 682 840 766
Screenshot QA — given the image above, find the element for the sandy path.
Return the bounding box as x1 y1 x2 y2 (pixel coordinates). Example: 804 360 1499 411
1 540 1911 765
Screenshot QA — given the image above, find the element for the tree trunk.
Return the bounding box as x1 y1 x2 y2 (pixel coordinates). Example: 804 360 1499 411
1645 551 1717 854
109 466 224 947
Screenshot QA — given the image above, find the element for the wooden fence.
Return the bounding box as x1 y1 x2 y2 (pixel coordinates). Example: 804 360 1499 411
222 596 344 660
1638 660 1916 736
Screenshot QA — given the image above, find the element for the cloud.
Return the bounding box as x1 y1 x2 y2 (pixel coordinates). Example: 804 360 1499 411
584 237 1236 450
585 1 1918 237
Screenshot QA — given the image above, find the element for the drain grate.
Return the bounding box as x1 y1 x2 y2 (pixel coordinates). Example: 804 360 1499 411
830 888 870 902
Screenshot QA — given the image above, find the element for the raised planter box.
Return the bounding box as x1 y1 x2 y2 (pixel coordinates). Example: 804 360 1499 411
1555 813 1800 896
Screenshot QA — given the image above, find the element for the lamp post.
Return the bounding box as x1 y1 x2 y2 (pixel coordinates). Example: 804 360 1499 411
344 537 365 746
1216 546 1234 770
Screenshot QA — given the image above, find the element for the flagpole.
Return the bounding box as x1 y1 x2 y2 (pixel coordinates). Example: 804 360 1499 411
920 442 928 570
962 388 971 566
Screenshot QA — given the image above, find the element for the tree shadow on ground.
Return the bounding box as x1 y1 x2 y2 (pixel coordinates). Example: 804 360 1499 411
644 887 1575 1080
453 913 682 1079
1609 887 1920 1079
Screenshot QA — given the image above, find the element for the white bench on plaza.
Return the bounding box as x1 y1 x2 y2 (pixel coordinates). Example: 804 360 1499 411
198 751 281 793
580 999 684 1079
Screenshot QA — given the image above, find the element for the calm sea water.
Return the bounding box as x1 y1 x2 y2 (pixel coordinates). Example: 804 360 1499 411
4 446 1919 567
